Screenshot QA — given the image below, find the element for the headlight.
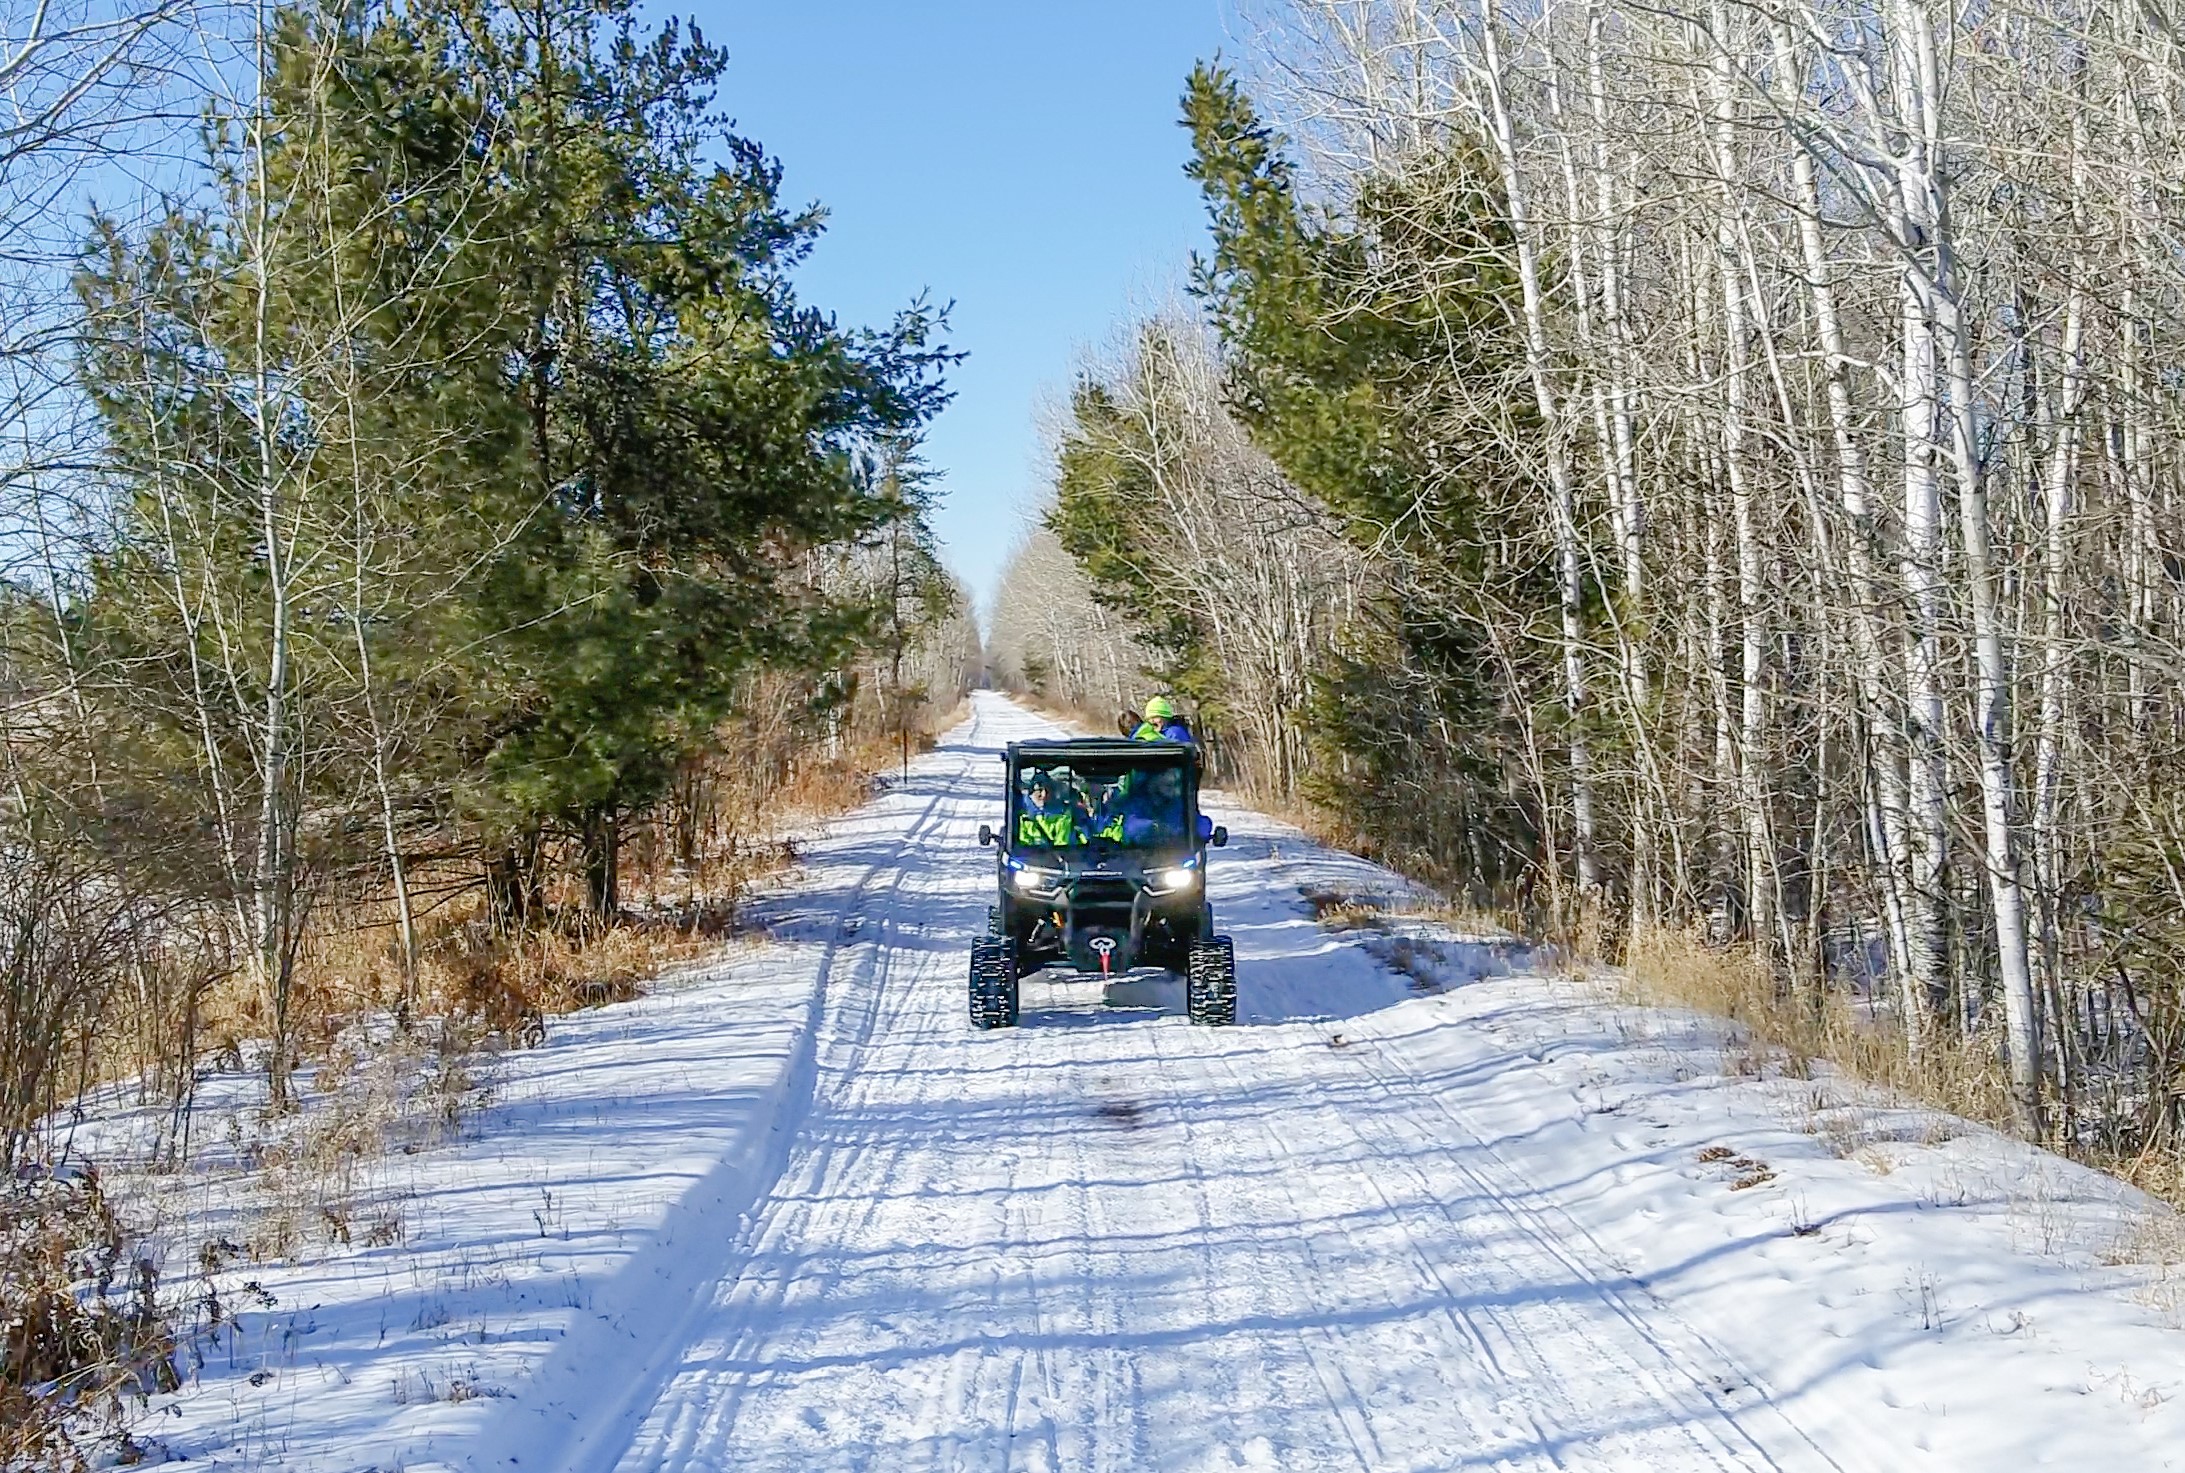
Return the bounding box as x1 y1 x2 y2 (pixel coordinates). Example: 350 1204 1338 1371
1013 866 1062 894
1150 865 1201 895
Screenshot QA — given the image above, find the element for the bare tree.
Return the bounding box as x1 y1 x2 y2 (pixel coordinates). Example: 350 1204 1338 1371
1172 0 2185 1154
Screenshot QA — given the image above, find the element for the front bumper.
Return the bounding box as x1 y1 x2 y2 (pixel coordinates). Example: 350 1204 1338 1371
1011 866 1200 972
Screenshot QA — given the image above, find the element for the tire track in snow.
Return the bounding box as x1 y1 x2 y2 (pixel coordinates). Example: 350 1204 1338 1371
1174 1013 1767 1470
1336 1032 1820 1468
959 1038 1086 1473
626 792 989 1466
495 707 997 1473
1151 1030 1509 1467
599 704 1040 1473
493 695 1873 1473
1138 1024 1420 1473
1249 846 1855 1471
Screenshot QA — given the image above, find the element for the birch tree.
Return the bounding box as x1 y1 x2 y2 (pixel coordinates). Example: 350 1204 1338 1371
1142 0 2185 1150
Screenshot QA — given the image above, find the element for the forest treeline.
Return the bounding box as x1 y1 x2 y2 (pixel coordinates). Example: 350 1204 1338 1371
0 0 979 1177
992 0 2185 1177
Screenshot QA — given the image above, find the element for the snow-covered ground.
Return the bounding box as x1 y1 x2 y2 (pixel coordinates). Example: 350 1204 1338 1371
101 693 2184 1470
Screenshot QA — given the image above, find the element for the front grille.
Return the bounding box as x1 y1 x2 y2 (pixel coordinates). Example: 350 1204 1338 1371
1069 877 1137 912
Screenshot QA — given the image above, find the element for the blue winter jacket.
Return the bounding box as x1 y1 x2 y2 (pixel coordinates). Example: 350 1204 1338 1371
1131 718 1195 744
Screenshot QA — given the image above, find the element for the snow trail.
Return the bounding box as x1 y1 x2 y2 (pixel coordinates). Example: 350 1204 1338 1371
100 692 2185 1470
464 695 1843 1473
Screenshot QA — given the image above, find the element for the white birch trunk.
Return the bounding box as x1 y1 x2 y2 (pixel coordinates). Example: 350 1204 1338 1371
2031 105 2091 1102
247 0 297 1103
1471 0 1598 899
1894 0 2041 1133
1768 16 1929 1033
1708 11 1774 962
1891 64 1953 1030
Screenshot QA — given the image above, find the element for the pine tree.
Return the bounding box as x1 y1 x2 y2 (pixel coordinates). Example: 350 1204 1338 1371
434 0 952 921
1186 66 1545 893
68 0 955 980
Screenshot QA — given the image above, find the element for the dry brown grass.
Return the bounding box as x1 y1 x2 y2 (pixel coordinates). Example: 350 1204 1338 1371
1295 885 1530 998
173 888 742 1084
2115 1152 2185 1208
103 706 944 1152
1620 925 2019 1133
1295 883 1517 944
1298 886 1387 932
241 1019 480 1261
1 1167 178 1470
2107 1204 2185 1322
183 731 916 1076
60 709 919 1247
1616 926 2185 1273
1002 692 1124 737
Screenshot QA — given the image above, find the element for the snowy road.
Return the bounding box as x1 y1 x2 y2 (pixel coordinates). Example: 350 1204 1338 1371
462 695 1878 1473
122 691 2185 1470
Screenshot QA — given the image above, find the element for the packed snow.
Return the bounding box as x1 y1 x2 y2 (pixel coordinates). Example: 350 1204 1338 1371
78 694 2185 1470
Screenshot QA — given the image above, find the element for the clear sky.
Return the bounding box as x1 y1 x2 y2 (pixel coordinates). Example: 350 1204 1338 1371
680 1 1239 613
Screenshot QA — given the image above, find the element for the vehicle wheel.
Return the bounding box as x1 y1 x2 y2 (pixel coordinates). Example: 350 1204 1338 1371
986 904 1004 938
1186 936 1236 1026
968 942 996 1026
969 938 1020 1030
996 940 1021 1026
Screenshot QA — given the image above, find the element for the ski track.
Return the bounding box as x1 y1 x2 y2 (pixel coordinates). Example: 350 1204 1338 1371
460 694 1874 1473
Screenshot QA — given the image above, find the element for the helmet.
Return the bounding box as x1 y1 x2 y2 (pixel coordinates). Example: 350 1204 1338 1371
1143 695 1177 721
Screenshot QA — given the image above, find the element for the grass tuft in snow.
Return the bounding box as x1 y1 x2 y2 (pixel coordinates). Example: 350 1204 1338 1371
1 1164 181 1469
1621 925 2017 1144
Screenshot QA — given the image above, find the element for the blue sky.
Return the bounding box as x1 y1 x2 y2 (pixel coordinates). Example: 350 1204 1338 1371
682 1 1238 612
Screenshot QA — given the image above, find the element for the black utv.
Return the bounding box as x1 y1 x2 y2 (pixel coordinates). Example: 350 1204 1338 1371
971 737 1237 1028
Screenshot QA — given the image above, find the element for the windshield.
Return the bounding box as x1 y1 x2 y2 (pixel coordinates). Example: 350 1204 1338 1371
1013 759 1187 850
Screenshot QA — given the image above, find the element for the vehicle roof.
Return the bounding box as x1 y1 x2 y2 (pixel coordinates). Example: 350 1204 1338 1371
1006 737 1192 763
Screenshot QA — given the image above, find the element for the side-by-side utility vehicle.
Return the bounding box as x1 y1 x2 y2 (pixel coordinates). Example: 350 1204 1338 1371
971 737 1236 1028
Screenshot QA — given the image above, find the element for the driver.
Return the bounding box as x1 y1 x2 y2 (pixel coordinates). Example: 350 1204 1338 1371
1017 770 1085 846
1128 767 1184 844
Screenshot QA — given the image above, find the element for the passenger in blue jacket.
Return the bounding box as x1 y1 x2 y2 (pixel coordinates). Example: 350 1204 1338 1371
1130 694 1194 744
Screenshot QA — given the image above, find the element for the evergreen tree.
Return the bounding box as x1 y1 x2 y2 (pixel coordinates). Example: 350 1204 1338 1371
432 0 952 919
70 0 537 1076
868 440 957 777
67 0 955 977
1046 354 1228 718
1184 64 1546 894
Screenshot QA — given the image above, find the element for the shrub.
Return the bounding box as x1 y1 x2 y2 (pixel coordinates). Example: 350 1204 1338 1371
1 1164 177 1470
